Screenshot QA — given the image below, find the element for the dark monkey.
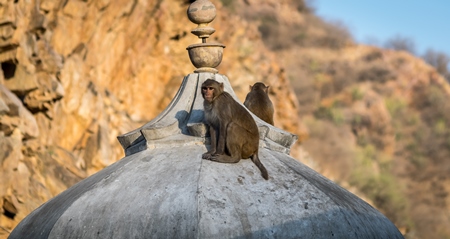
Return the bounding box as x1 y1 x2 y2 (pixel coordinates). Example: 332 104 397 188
244 82 274 126
201 79 269 180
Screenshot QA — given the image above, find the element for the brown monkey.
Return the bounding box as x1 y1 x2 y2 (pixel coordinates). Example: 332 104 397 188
201 79 269 180
244 82 274 126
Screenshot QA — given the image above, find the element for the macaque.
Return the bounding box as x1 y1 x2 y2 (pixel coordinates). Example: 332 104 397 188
244 82 274 126
201 79 269 180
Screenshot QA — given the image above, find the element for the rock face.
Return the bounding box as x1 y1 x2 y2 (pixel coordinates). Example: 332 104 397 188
9 73 403 239
0 0 305 236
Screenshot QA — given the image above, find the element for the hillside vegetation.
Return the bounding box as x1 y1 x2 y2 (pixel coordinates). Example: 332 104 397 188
226 0 450 238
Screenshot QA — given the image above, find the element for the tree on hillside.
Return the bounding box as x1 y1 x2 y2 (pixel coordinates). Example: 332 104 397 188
422 49 450 82
384 36 450 82
384 35 416 54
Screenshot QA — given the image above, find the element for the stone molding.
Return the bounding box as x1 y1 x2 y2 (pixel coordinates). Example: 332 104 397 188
117 73 298 156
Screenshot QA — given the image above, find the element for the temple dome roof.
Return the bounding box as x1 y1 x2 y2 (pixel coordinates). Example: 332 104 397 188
9 74 403 239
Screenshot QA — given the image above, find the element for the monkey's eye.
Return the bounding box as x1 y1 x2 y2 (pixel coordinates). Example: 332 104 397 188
202 87 214 90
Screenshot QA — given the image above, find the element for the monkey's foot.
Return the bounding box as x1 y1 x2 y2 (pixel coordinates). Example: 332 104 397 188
202 152 214 160
209 154 240 163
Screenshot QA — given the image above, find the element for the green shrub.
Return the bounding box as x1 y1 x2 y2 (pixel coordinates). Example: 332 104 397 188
351 87 364 101
314 103 345 125
219 0 234 9
349 145 410 224
358 62 396 83
385 97 407 117
433 118 447 135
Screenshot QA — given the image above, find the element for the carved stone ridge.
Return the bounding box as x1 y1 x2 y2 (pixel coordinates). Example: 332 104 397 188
117 73 298 156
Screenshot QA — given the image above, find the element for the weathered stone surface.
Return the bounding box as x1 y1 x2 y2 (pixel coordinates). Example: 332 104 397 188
2 195 18 218
0 85 20 116
2 64 38 95
23 72 64 112
35 41 63 74
39 0 60 13
0 97 8 114
8 145 403 239
0 131 23 218
0 85 39 139
62 0 87 19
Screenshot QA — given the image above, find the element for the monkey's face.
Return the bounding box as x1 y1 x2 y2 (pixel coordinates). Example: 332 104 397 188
202 79 223 102
202 85 215 102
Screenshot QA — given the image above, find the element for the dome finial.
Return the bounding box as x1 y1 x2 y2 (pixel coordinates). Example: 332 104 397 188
186 0 225 73
187 0 217 42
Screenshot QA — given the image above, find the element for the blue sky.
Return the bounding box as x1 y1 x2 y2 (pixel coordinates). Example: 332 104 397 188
315 1 450 58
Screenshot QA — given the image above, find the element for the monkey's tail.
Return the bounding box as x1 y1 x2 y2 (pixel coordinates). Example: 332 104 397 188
251 153 269 180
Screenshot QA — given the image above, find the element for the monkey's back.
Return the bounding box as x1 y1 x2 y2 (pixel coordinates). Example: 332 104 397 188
244 90 274 125
214 92 259 135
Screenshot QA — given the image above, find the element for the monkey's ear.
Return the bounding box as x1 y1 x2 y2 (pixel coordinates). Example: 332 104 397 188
249 85 253 91
219 82 224 90
265 85 270 94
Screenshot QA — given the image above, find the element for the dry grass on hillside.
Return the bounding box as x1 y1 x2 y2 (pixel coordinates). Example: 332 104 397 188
221 1 450 238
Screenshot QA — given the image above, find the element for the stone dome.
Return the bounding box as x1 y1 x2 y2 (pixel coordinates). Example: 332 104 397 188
8 73 403 239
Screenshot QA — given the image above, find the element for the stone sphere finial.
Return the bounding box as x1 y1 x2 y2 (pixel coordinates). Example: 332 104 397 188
187 0 217 40
186 0 225 73
187 0 216 25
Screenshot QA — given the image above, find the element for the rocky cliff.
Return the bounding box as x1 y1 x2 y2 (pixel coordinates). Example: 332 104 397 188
0 0 305 237
1 0 449 239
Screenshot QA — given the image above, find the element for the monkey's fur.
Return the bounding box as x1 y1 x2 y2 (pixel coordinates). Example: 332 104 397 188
201 79 269 180
244 82 274 126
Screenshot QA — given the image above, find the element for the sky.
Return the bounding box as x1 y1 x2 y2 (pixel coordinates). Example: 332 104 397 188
314 1 450 58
